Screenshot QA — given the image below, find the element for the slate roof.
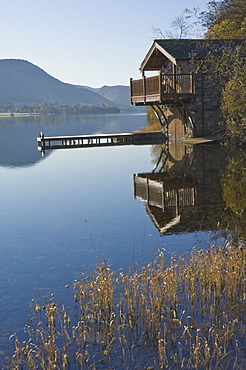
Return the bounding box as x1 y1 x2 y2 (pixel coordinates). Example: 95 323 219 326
154 39 244 60
140 39 245 71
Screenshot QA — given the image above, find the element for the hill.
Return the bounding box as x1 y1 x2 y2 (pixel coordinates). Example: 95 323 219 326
85 85 131 107
0 59 114 106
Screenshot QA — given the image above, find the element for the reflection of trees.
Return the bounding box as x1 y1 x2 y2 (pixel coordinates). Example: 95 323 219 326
221 151 246 239
222 154 246 213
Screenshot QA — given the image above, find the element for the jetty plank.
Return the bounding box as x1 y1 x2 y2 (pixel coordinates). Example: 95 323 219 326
37 131 167 152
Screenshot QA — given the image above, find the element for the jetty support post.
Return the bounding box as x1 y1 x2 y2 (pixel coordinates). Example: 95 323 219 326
38 132 46 156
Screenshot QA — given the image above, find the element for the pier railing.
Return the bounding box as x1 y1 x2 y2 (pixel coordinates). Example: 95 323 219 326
37 131 167 154
134 175 196 211
130 72 195 105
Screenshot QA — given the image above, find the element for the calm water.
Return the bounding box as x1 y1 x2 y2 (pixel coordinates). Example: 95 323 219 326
0 113 243 364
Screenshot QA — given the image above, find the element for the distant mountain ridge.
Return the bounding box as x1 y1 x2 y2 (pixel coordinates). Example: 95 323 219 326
0 59 131 107
83 85 131 107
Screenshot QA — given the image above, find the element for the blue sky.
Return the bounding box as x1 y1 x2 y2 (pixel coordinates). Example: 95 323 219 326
2 0 208 87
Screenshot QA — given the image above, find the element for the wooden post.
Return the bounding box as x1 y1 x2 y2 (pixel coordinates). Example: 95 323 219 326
191 72 195 102
201 72 205 136
159 71 162 103
173 65 177 103
143 75 146 104
162 182 165 211
146 178 149 205
130 78 133 105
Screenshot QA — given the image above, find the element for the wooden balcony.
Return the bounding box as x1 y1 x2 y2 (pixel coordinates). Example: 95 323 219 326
130 73 195 105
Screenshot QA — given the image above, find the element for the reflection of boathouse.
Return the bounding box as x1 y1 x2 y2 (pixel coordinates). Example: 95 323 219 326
134 142 227 234
134 173 197 233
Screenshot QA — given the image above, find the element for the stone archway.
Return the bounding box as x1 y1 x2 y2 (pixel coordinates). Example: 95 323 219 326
165 106 186 140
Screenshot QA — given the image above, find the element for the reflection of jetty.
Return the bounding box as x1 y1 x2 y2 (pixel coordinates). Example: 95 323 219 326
37 131 167 152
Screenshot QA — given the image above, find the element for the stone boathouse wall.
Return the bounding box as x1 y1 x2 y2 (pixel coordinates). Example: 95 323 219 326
166 63 223 139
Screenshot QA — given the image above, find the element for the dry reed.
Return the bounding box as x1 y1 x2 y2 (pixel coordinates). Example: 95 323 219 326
9 240 246 369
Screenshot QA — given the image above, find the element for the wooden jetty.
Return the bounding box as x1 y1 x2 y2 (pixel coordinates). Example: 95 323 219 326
37 131 167 152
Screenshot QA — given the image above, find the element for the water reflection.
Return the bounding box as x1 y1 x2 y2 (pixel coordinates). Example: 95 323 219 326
221 150 246 240
0 113 146 168
134 142 233 235
2 113 246 365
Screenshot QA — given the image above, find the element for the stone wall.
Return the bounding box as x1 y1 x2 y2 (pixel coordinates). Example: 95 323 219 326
190 70 222 137
165 62 223 138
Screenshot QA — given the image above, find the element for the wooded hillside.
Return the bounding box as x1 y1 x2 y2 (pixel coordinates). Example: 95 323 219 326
204 0 246 142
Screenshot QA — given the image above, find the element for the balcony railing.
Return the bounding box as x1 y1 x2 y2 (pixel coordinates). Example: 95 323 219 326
130 73 195 105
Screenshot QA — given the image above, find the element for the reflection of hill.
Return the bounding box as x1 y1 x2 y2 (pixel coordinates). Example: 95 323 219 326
134 143 229 234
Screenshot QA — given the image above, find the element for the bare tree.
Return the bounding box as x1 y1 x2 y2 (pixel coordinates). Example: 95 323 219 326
152 8 207 40
170 15 190 38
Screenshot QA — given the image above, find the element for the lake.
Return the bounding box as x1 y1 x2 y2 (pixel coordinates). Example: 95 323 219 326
0 113 244 365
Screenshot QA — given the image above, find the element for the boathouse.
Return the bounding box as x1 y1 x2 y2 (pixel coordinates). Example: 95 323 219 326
130 39 243 139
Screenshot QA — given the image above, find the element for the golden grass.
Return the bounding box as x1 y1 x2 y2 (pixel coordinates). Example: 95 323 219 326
9 242 246 369
137 121 162 132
